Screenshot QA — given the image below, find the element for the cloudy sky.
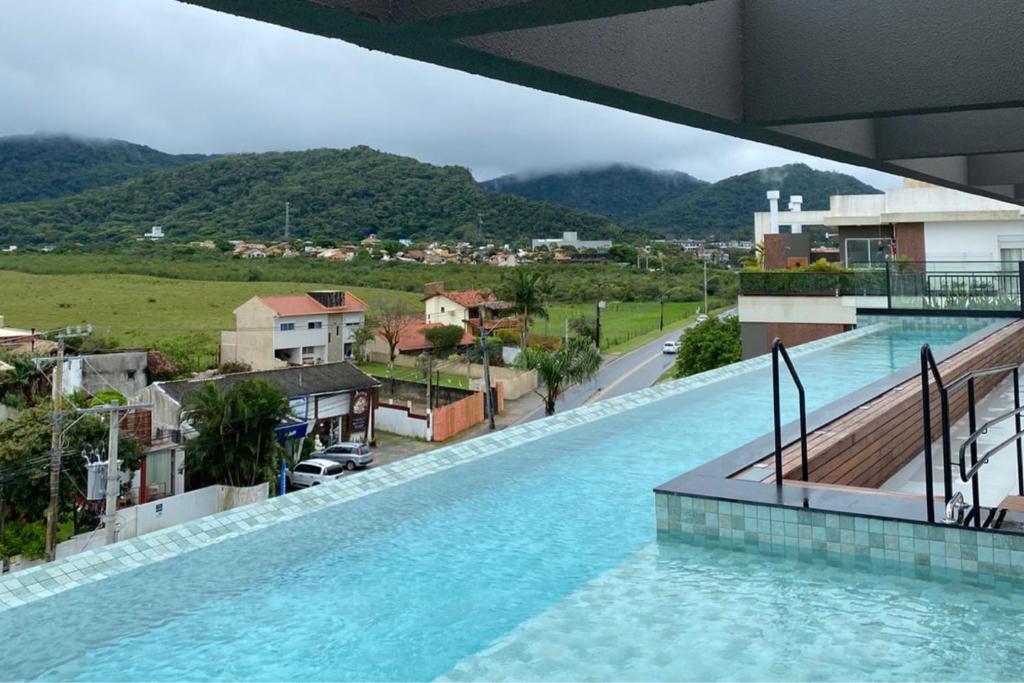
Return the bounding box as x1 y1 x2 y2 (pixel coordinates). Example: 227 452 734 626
1 0 900 187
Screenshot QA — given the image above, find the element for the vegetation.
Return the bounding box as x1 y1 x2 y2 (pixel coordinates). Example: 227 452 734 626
516 336 603 416
0 133 210 204
499 270 553 348
358 363 471 390
739 268 887 297
540 301 702 352
0 404 143 558
0 146 649 247
486 162 880 238
372 300 420 364
481 164 705 225
182 379 291 490
423 325 466 358
674 316 742 377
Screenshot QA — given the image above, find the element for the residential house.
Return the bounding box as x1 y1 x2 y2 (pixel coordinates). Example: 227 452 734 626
134 362 380 499
422 282 517 335
368 317 477 358
62 350 151 400
220 291 369 371
0 315 53 354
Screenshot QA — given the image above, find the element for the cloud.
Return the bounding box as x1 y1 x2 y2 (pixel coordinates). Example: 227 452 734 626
0 0 901 188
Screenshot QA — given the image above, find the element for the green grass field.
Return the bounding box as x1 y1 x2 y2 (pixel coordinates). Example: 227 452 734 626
0 269 710 368
357 362 472 390
539 301 702 352
0 270 418 367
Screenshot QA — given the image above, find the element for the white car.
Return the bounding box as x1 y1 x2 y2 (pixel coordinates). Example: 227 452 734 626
696 314 709 323
663 340 682 354
286 458 346 489
314 442 374 470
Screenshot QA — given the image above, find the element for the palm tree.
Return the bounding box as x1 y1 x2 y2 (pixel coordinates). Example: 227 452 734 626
182 379 290 489
501 270 553 348
517 336 602 416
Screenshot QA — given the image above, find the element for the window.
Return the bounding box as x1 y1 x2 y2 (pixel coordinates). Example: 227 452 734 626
301 346 315 354
294 464 318 474
441 306 446 313
324 465 344 476
845 238 893 268
280 322 295 332
308 321 323 329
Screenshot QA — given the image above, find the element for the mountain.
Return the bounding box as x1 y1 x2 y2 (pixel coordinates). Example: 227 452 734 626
0 133 211 203
481 162 881 239
0 146 638 247
637 164 882 238
480 164 706 224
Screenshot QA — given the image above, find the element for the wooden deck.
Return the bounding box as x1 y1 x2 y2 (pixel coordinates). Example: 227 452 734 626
733 320 1024 489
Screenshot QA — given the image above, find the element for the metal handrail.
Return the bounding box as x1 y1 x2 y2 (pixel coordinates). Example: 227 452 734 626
924 353 1023 528
772 338 808 486
957 405 1024 479
919 344 946 523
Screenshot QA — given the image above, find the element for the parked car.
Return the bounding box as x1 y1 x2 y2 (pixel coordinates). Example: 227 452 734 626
662 340 682 354
314 442 374 470
287 458 346 489
696 314 709 323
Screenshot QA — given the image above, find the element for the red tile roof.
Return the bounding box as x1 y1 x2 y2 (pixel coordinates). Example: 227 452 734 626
257 292 368 316
425 287 513 310
388 320 476 353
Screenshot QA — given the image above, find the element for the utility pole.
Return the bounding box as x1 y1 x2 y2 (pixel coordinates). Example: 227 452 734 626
77 402 153 546
0 482 7 573
480 328 495 430
44 324 91 562
659 296 666 331
595 300 607 350
284 202 290 240
703 258 709 315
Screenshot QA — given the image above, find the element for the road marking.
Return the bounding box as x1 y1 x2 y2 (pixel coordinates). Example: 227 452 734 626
584 348 672 405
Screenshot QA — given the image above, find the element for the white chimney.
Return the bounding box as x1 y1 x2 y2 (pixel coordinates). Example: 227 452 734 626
766 191 780 234
788 195 803 234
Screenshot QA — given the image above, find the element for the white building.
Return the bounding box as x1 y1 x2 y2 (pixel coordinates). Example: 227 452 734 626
531 231 612 251
220 291 368 371
754 179 1024 267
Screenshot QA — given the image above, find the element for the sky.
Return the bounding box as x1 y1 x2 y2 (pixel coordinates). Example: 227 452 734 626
0 0 901 187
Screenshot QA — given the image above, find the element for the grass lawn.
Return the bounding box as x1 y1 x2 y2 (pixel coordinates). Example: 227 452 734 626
358 362 472 390
538 301 702 352
0 270 419 365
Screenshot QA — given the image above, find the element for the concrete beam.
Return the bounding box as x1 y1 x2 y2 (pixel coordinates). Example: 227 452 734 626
742 0 1024 124
875 109 1024 160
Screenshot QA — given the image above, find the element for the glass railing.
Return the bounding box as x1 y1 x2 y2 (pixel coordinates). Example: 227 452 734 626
740 261 1024 313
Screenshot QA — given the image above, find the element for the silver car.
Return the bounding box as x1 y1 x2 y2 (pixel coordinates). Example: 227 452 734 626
314 442 374 470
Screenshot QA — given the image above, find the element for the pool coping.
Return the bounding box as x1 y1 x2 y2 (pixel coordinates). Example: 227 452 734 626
0 319 973 613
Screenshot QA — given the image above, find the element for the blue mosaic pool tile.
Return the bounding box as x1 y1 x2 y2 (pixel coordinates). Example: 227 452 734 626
657 491 1024 583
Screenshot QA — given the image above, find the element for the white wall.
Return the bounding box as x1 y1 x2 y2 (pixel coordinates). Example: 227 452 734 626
424 296 467 327
273 315 329 351
738 295 858 325
375 402 431 440
55 484 268 559
924 220 1024 262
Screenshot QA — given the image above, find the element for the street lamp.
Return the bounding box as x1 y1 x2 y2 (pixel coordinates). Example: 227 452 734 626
595 300 607 349
659 295 667 331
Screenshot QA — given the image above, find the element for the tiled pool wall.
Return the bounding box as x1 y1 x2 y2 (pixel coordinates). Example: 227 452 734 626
656 493 1024 581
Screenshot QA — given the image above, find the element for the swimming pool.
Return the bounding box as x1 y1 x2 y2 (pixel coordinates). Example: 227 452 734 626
2 317 1017 681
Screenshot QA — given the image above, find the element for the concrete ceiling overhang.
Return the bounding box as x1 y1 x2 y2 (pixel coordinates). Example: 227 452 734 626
182 0 1024 204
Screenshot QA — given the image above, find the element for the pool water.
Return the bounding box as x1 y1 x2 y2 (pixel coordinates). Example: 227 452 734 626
1 318 1017 681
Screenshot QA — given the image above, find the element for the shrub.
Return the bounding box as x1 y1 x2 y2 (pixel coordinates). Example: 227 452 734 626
218 361 252 375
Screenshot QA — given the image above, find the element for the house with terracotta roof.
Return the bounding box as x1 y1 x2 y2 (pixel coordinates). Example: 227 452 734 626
220 291 368 371
422 281 516 335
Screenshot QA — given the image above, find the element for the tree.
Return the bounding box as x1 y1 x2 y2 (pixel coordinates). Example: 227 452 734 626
674 316 741 377
423 325 465 359
0 352 51 408
372 300 419 365
351 324 377 362
182 379 290 490
500 270 553 348
516 336 602 416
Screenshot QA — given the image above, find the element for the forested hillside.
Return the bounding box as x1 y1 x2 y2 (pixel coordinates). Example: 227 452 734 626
0 133 210 203
481 164 705 224
483 162 880 238
0 146 642 246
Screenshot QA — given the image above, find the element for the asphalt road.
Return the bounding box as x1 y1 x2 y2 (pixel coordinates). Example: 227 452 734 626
518 309 736 424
